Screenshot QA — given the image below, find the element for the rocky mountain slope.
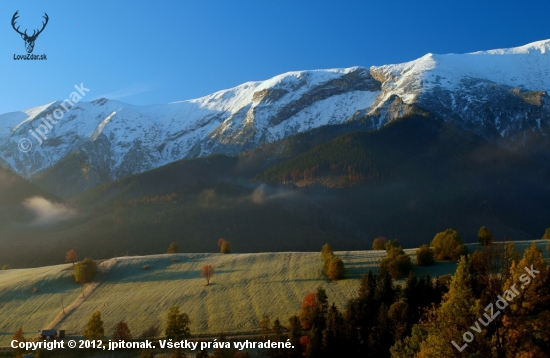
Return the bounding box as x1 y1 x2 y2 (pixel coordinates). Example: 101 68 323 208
1 40 549 196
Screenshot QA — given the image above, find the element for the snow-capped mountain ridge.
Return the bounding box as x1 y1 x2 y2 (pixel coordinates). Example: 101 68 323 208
1 39 549 194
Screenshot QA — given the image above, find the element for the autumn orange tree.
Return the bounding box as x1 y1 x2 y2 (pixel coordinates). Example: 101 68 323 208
501 243 550 356
299 287 328 330
201 265 214 286
299 292 318 330
66 249 78 266
321 243 345 281
326 256 345 281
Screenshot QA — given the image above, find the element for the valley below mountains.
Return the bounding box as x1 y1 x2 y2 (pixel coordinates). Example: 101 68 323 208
0 40 549 268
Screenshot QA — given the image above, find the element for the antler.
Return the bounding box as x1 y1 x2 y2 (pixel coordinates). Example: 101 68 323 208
30 13 49 38
35 13 49 37
11 11 26 37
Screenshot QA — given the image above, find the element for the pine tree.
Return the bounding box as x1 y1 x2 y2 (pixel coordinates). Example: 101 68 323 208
375 271 395 304
358 271 376 302
416 256 483 357
288 315 303 358
322 303 344 358
305 325 322 358
368 303 394 357
83 311 105 340
267 318 285 358
165 306 191 341
314 287 329 330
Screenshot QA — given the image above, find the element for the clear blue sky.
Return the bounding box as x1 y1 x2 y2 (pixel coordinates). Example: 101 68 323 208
1 0 549 114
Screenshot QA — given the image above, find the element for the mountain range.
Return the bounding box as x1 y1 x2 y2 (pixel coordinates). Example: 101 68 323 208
1 40 549 197
1 40 550 268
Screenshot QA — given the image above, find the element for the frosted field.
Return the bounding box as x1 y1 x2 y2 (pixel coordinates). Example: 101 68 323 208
0 264 82 344
44 251 386 340
0 251 387 345
0 241 547 345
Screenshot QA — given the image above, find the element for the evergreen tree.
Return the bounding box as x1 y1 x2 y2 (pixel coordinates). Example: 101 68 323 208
83 311 105 340
322 303 344 358
288 315 303 358
165 306 191 341
314 287 329 330
267 318 285 358
416 256 483 357
375 271 396 304
368 303 394 358
305 325 322 358
358 271 376 302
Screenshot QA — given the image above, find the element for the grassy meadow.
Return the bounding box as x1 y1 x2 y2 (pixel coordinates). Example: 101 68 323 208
0 240 547 346
0 264 82 344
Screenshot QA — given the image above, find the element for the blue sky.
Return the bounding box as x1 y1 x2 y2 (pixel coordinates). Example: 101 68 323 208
1 0 549 114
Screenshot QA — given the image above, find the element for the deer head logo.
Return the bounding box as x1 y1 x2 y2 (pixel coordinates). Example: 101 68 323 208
11 11 49 54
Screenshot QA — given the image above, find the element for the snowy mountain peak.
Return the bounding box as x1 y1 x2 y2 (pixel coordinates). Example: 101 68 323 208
1 40 549 196
474 39 550 55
